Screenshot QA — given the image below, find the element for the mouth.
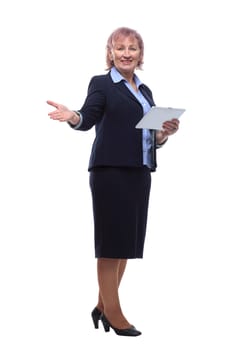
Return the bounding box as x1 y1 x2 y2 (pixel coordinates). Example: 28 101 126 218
121 60 133 65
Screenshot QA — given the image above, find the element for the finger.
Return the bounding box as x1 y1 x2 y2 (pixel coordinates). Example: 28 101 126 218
171 118 180 127
48 111 61 120
48 110 59 117
163 120 179 130
162 124 178 135
171 118 179 123
46 100 59 109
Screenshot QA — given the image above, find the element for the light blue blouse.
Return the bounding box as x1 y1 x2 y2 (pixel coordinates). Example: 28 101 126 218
110 67 154 169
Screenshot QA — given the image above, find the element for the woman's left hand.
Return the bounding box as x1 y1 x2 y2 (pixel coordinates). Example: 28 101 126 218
156 118 180 144
162 118 180 136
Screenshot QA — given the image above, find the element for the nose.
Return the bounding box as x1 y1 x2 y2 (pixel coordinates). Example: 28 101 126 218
123 48 131 56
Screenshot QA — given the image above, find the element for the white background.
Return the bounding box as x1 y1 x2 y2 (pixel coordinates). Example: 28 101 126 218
0 0 229 349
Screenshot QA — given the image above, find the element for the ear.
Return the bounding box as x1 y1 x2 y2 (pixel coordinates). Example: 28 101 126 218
109 53 113 61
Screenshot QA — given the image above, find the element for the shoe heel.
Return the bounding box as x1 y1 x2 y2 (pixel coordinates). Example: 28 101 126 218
92 317 99 329
91 307 102 329
101 315 110 332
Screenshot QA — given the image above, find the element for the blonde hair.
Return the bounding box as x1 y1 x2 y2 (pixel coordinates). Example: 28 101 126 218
105 27 144 70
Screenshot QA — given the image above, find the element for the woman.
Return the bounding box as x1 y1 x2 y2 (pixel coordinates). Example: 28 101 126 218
47 27 179 336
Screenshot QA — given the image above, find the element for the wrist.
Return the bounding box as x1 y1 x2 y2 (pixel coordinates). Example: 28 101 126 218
156 130 168 145
69 111 80 125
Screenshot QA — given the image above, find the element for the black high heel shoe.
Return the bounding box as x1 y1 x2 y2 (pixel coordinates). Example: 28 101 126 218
101 314 142 336
91 307 102 329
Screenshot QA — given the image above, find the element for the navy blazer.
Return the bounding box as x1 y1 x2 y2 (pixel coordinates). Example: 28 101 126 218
72 71 157 171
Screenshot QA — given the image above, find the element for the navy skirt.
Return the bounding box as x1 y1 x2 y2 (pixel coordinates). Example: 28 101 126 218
89 167 151 259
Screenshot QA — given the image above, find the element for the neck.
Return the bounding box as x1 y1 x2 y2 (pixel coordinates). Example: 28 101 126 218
122 72 134 84
115 67 134 83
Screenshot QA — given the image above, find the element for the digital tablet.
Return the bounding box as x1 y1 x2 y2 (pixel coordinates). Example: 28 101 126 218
135 106 186 130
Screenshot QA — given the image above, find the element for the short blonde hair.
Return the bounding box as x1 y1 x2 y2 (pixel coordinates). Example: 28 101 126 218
105 27 144 70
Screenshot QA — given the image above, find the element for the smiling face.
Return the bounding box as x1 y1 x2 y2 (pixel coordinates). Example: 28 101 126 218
109 35 143 78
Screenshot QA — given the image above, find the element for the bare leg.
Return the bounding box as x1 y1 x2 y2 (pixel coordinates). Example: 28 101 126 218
96 259 127 312
118 259 128 285
97 258 130 329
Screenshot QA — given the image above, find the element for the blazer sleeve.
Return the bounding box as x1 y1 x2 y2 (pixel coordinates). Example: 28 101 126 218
70 76 106 131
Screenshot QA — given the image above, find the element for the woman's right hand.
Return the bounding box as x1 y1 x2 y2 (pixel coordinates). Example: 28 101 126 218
47 100 80 125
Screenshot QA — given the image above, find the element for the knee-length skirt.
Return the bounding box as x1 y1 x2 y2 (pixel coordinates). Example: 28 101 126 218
89 166 151 259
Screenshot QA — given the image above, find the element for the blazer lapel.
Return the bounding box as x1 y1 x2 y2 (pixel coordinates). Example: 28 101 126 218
139 85 155 107
113 81 141 105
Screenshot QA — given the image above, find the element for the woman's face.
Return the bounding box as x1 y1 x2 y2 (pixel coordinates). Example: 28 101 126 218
110 35 142 76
